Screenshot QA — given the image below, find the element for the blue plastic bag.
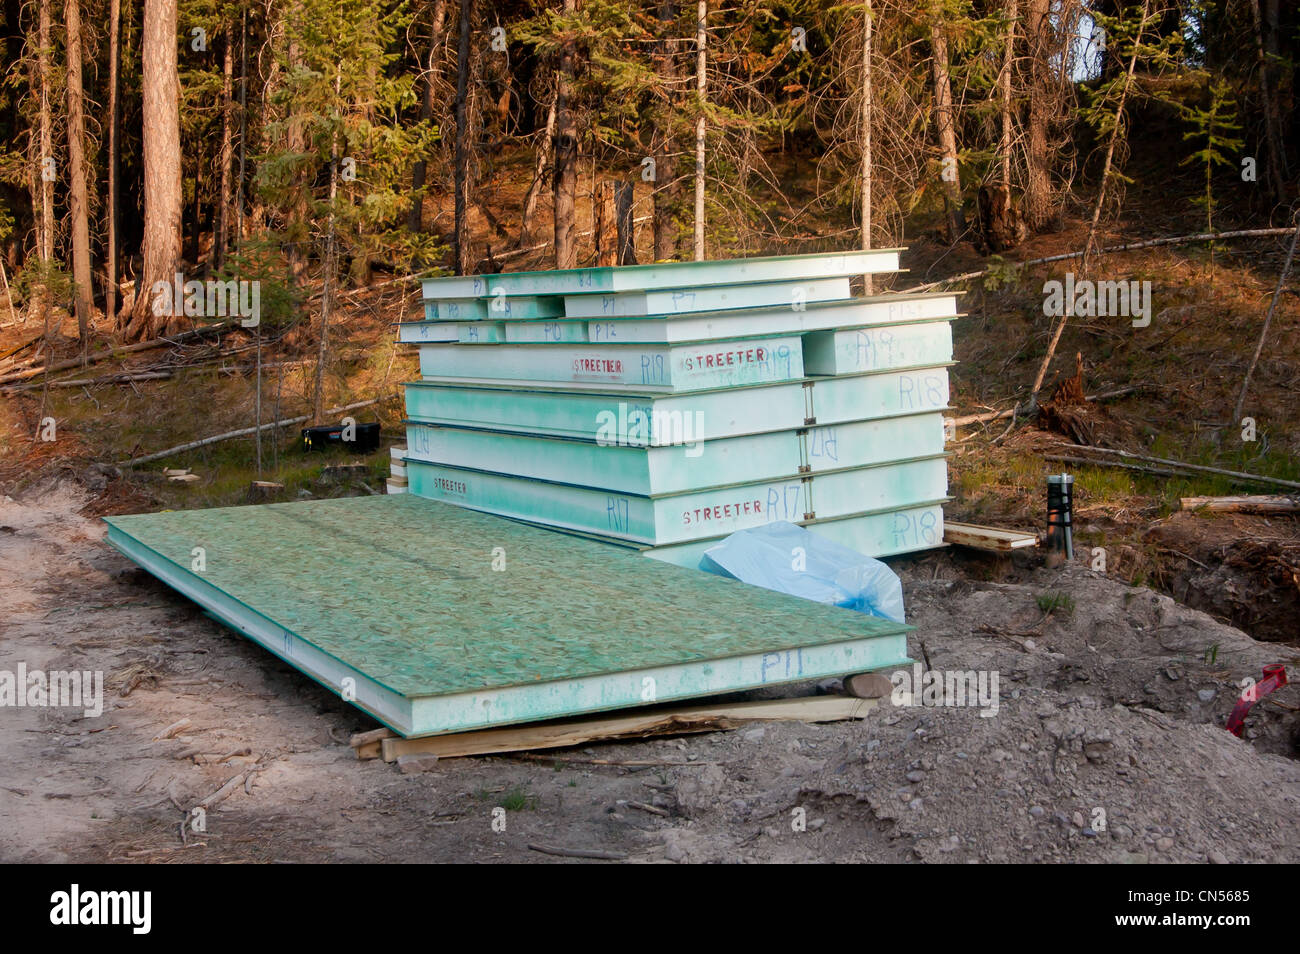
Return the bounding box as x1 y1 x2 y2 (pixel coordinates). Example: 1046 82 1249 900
699 521 905 623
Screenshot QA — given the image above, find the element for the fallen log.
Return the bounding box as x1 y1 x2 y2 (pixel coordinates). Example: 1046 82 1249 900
1054 444 1300 491
2 370 173 392
0 322 233 385
117 396 392 468
1180 495 1300 515
0 331 43 364
1041 454 1187 479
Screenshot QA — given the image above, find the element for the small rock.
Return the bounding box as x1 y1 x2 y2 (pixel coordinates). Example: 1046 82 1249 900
1084 741 1112 762
1072 811 1085 828
1197 689 1216 704
808 818 826 831
1081 828 1098 838
1208 850 1227 864
1155 836 1174 852
908 798 923 811
740 726 766 742
1023 639 1036 651
905 770 925 783
395 753 439 774
1029 806 1044 818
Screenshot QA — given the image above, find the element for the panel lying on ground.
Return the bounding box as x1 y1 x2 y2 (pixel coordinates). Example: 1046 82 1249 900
104 495 910 739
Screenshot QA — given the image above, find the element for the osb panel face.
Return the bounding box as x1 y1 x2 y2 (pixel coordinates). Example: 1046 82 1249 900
105 495 907 698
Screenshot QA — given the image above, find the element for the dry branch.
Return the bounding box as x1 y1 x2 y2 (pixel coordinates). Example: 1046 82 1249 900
0 322 234 385
1053 444 1300 491
1233 218 1299 426
117 396 391 467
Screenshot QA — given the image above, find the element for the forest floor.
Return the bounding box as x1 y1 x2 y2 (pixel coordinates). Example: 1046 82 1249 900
1 160 1298 862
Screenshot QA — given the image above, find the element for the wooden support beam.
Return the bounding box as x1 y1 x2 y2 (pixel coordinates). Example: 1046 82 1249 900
372 696 877 762
944 521 1039 552
1180 495 1300 515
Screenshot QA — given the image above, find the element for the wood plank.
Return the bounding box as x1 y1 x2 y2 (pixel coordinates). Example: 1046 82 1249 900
944 521 1038 551
377 696 877 761
351 727 395 760
1180 495 1300 515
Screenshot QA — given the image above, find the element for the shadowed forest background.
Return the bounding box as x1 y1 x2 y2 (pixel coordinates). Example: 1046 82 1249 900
3 0 1297 338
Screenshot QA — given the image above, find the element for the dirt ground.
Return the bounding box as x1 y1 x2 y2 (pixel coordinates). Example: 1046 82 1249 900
1 479 1297 864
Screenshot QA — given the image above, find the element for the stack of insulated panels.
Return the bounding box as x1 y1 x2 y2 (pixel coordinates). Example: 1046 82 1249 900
397 249 958 569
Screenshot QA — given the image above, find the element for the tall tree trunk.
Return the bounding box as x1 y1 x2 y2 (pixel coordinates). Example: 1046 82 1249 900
615 180 635 265
314 69 342 425
251 13 281 235
106 0 120 323
519 86 555 245
65 0 93 349
29 0 54 334
929 19 964 243
214 25 234 272
1023 0 1053 231
553 0 578 269
860 0 873 293
453 0 474 273
127 0 183 340
62 0 92 348
285 23 306 282
998 0 1016 189
409 0 447 233
36 0 54 269
236 10 248 250
692 0 706 261
650 0 678 262
593 179 616 265
1249 0 1287 205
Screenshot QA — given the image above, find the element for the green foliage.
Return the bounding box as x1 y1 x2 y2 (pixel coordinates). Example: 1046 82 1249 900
1036 591 1075 616
496 785 537 811
980 255 1021 291
1177 77 1244 233
219 241 302 331
255 0 443 279
13 256 71 307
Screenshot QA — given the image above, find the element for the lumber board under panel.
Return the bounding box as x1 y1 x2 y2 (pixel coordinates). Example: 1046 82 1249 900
944 521 1039 551
377 696 878 761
